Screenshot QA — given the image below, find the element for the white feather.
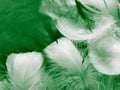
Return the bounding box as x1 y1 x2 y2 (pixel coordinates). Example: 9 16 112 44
6 52 43 90
56 15 115 41
44 38 82 70
66 0 76 6
79 0 118 17
89 30 120 75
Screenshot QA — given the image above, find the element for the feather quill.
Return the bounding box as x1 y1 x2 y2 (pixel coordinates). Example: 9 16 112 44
6 52 43 90
43 38 101 90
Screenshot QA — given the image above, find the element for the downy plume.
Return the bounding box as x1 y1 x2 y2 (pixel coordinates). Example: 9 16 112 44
56 15 115 41
89 28 120 75
6 52 43 90
44 37 82 70
39 0 77 19
43 38 101 90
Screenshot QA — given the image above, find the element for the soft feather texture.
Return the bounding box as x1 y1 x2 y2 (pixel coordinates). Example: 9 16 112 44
43 38 101 90
0 0 120 90
6 52 43 90
39 0 80 21
89 28 120 75
79 0 119 19
44 38 82 70
42 58 101 90
56 15 115 41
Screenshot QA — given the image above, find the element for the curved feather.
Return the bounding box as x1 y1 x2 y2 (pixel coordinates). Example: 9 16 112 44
6 52 43 90
44 37 82 70
56 15 115 41
39 0 79 20
89 28 120 75
43 38 101 89
79 0 118 18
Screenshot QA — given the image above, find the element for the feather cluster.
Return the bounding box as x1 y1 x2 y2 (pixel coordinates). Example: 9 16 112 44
0 37 120 90
0 0 120 90
39 0 120 89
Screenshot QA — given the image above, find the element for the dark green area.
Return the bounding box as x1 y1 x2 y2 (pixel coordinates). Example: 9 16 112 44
0 0 62 65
